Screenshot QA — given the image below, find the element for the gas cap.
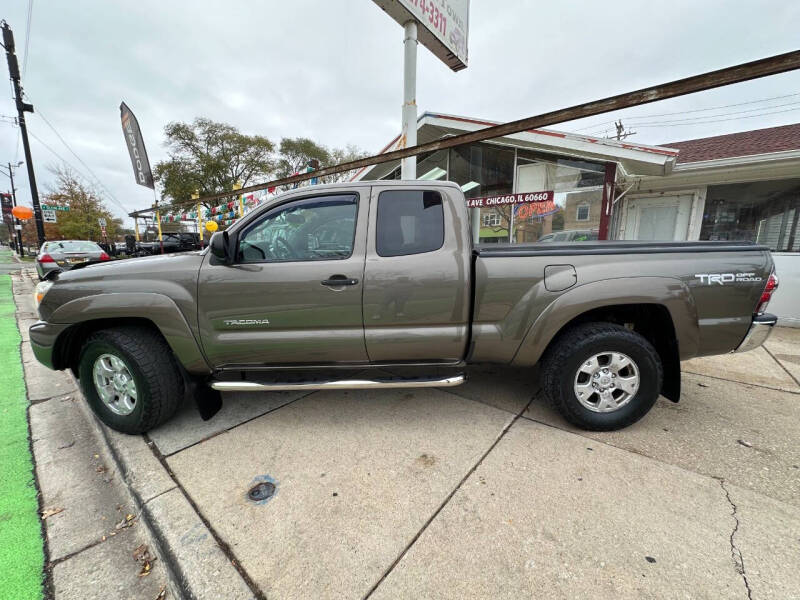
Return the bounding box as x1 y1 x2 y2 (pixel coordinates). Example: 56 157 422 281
544 264 577 292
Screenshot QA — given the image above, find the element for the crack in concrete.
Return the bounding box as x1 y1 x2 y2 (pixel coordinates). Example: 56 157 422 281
718 478 753 600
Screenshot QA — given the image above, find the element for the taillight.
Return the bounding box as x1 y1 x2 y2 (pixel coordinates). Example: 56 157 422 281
756 272 779 315
38 253 55 263
99 252 110 261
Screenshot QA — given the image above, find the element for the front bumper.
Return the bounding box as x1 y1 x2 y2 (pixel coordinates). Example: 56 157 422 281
29 321 71 370
734 313 777 353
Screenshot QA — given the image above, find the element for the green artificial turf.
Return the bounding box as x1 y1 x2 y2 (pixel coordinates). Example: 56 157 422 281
0 271 44 600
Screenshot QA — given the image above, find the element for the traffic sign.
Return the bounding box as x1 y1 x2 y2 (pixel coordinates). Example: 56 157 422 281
42 209 57 223
98 217 107 227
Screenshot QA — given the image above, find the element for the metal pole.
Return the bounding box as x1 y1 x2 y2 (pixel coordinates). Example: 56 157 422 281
2 22 45 248
7 163 23 257
400 21 418 180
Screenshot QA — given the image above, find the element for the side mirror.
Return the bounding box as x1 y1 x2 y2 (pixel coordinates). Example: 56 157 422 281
209 231 232 264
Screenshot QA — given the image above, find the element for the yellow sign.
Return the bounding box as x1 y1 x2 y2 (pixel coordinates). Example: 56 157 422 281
205 221 219 232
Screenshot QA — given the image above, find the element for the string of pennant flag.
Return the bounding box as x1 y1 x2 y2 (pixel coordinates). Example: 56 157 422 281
158 192 272 225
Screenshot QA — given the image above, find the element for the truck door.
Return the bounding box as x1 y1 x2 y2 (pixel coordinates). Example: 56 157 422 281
363 184 471 363
197 191 369 368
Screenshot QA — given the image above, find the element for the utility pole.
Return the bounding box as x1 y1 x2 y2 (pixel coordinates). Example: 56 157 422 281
2 20 45 248
613 119 636 141
0 162 24 256
400 20 418 180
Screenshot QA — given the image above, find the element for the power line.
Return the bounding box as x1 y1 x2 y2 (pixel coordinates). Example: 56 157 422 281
622 99 800 127
27 127 129 214
570 91 800 133
22 0 33 78
34 109 125 210
635 106 800 128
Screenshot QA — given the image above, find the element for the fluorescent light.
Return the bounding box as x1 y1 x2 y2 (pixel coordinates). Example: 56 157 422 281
460 181 479 192
418 167 446 181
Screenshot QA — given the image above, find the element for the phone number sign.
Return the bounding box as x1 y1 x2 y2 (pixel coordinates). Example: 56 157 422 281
465 191 554 208
373 0 469 71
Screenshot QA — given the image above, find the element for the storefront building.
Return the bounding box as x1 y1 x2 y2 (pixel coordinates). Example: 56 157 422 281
354 114 799 324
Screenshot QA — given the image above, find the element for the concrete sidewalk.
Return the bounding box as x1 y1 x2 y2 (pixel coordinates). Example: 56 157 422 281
15 268 800 599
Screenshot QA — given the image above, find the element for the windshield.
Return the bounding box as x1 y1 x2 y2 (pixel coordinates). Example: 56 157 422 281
44 241 101 253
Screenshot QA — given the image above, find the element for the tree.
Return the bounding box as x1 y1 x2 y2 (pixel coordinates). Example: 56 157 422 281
276 138 368 188
154 118 275 208
26 167 123 244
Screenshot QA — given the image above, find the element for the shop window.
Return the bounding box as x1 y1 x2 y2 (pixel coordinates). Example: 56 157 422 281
482 212 502 227
701 179 800 252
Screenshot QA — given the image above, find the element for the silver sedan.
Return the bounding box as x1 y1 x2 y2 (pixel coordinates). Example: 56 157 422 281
36 240 110 279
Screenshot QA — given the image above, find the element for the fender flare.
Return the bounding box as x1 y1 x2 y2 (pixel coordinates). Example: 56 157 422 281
50 292 211 375
511 276 699 367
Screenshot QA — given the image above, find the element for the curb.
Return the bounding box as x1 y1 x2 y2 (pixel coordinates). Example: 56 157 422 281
70 374 256 600
15 267 254 600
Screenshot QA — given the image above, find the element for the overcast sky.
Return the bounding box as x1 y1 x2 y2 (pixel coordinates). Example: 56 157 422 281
2 0 799 224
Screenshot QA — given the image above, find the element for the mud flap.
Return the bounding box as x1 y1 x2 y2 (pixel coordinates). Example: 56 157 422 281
194 382 223 421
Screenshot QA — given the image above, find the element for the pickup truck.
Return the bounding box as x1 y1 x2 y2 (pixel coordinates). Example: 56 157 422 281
29 181 779 434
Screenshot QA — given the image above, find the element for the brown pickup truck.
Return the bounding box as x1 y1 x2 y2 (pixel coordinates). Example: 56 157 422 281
30 181 779 433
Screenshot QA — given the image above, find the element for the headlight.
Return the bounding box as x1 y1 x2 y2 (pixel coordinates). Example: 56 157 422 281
34 280 53 308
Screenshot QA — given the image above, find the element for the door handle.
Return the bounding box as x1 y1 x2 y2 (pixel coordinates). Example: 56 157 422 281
321 275 359 287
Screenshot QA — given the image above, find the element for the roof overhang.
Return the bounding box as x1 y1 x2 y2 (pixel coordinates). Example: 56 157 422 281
353 112 678 181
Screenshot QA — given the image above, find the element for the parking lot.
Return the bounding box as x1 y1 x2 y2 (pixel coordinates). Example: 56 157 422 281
13 268 800 599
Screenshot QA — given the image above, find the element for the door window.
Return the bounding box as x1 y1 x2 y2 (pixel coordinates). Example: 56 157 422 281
237 194 357 263
376 190 444 257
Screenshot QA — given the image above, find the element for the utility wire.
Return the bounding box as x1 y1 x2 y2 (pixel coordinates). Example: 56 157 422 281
22 0 33 79
633 106 800 128
625 99 800 127
28 127 129 214
35 109 125 210
570 92 800 133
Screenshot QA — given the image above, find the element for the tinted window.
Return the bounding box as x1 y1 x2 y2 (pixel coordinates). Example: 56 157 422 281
376 190 444 257
237 194 357 263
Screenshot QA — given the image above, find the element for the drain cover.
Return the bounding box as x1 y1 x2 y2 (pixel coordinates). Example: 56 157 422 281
248 481 276 502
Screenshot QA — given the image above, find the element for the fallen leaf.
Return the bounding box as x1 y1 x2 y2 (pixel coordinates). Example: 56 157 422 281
114 514 136 530
737 439 753 448
41 507 64 519
133 544 150 561
138 561 153 577
155 585 166 599
96 465 107 473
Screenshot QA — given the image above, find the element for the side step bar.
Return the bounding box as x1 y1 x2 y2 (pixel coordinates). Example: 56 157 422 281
210 374 466 393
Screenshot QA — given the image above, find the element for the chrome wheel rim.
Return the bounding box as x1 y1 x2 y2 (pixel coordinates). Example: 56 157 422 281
573 351 639 413
92 353 137 416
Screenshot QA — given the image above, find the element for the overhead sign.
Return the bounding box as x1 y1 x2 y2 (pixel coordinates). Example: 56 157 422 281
373 0 469 71
120 101 155 189
465 191 554 208
42 209 57 223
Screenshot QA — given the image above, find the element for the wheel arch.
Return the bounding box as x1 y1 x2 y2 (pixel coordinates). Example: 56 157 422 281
48 293 211 376
512 277 698 402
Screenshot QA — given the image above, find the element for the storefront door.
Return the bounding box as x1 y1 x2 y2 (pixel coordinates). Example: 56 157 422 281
623 195 693 241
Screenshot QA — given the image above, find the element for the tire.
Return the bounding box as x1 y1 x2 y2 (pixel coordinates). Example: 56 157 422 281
541 322 662 431
78 326 183 434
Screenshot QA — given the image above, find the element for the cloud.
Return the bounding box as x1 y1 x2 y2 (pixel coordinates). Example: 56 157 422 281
1 0 799 226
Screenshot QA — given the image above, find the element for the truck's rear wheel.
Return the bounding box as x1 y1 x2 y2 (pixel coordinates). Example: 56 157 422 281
78 326 183 434
541 322 662 431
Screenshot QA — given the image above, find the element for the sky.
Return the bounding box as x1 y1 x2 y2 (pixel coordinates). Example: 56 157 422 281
1 0 799 225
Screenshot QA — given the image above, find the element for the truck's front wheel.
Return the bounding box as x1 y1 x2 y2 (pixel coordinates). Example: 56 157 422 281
78 326 183 434
541 322 662 431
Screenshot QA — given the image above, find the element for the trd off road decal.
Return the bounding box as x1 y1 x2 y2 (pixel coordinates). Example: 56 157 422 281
694 273 762 285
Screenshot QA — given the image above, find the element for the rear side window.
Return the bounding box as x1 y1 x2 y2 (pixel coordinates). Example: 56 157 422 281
376 190 444 257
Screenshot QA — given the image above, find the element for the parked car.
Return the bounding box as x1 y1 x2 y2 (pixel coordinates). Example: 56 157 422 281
539 229 599 242
29 181 778 434
35 240 109 280
134 232 201 255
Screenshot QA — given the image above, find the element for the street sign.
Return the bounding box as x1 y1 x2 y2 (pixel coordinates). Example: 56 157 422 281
373 0 470 71
98 217 107 227
41 204 69 212
42 209 57 223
